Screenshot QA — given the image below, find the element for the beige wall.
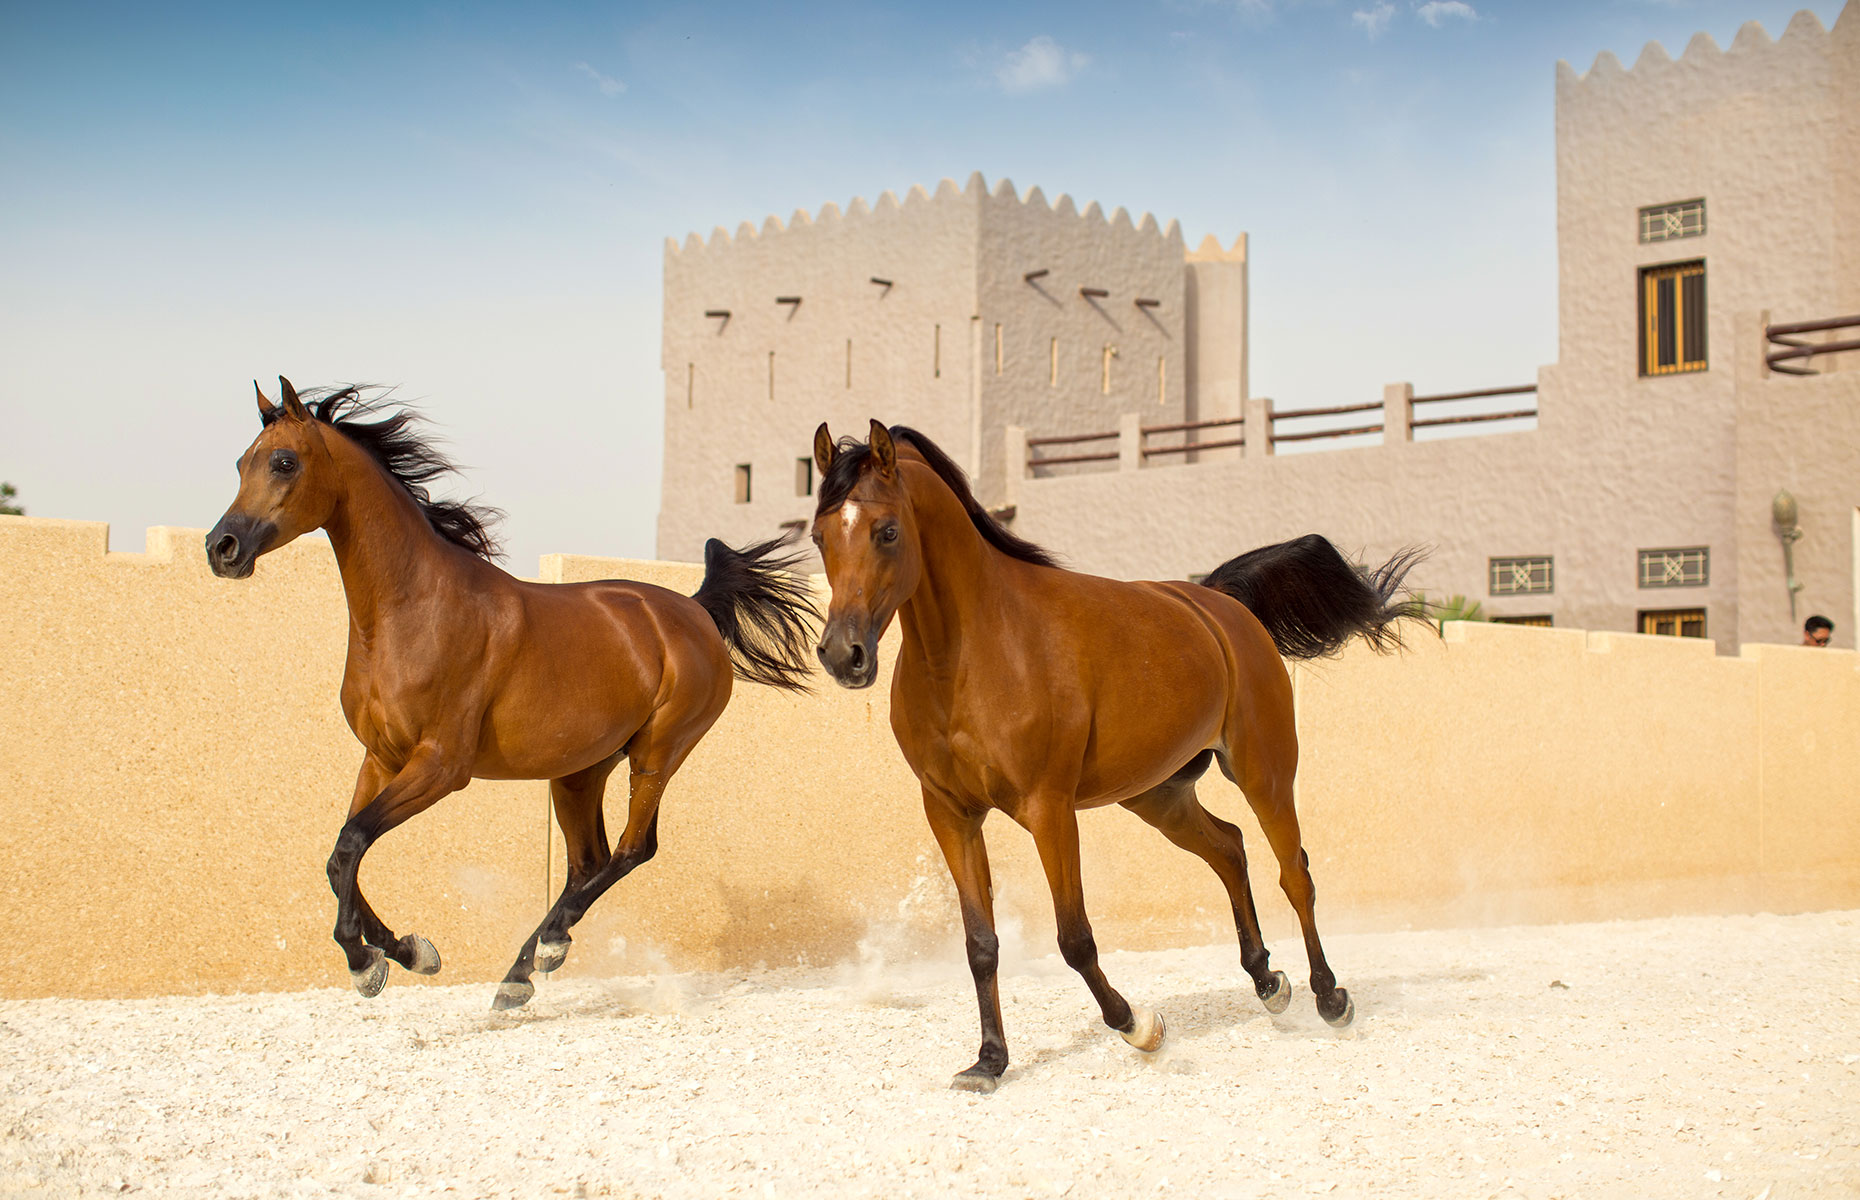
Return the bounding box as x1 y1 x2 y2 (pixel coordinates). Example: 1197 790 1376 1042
3 516 1857 1000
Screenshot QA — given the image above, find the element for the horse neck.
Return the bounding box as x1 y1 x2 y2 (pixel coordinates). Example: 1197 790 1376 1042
894 465 1004 669
320 432 459 636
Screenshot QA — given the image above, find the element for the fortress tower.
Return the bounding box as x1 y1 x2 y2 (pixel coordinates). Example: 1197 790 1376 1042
655 4 1857 650
656 174 1248 563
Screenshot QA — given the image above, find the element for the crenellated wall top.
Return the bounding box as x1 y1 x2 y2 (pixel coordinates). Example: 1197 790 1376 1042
1556 6 1848 89
664 171 1191 259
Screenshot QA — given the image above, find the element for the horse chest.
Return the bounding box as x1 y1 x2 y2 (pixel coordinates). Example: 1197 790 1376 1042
339 650 461 764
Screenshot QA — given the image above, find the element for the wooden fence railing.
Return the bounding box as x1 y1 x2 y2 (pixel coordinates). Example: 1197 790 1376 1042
1025 428 1118 468
1025 381 1539 470
1269 401 1384 446
1140 416 1243 459
1409 384 1538 429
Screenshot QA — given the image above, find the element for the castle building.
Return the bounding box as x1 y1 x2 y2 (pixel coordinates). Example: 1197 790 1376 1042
659 4 1859 651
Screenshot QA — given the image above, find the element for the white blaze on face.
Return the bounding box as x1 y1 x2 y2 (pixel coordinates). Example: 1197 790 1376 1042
838 501 864 535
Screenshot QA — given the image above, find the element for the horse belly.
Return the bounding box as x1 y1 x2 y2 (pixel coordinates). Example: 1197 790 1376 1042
1074 655 1228 806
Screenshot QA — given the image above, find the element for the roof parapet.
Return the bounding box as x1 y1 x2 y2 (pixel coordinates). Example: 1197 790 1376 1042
1558 9 1829 86
666 172 1204 257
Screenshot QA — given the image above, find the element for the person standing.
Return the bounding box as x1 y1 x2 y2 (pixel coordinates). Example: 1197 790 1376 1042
1802 615 1834 647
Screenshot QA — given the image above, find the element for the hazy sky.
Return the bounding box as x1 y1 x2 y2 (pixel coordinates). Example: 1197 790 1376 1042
0 0 1839 571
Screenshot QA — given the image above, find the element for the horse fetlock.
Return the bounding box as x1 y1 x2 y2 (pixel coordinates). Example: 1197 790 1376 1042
350 947 389 998
1119 1005 1167 1053
534 939 571 973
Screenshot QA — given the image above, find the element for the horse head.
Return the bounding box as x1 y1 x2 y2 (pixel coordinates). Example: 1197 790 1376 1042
809 420 924 689
206 376 339 578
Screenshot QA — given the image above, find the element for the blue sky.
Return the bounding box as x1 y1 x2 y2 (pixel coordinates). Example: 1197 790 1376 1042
0 0 1840 570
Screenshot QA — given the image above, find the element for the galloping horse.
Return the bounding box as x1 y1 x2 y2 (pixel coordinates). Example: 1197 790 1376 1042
810 421 1420 1091
208 378 816 1009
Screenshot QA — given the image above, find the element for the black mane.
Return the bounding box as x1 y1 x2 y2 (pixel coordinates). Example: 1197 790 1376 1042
814 425 1058 568
267 386 503 560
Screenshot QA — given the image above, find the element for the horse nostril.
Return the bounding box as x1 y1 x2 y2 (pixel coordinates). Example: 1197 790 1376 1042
848 643 867 674
215 533 239 563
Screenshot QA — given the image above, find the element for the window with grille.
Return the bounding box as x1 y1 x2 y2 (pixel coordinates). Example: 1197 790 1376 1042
1640 608 1706 638
1640 260 1707 376
1638 547 1708 588
1489 556 1553 596
794 458 813 497
1491 614 1553 627
734 464 752 504
1639 199 1705 244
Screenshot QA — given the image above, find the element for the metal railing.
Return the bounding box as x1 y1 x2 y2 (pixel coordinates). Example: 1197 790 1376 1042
1141 416 1243 459
1766 314 1860 376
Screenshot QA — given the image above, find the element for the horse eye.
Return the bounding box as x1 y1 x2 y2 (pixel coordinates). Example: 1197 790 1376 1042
880 525 899 544
270 451 298 475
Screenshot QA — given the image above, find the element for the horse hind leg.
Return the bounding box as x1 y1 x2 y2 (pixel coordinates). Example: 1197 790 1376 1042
493 750 622 1011
493 712 700 1012
1121 754 1291 1015
1227 754 1353 1027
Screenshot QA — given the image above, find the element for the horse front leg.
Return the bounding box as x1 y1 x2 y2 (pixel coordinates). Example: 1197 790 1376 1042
924 790 1008 1092
338 755 443 981
328 743 468 997
1022 795 1164 1054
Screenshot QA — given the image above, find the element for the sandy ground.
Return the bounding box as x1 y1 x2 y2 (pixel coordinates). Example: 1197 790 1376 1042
2 910 1856 1200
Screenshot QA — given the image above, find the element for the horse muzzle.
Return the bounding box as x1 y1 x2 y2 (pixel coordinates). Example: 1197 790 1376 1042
204 515 274 580
817 621 879 690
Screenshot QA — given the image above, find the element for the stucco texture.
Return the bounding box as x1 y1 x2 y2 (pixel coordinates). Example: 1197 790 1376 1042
3 516 1857 1001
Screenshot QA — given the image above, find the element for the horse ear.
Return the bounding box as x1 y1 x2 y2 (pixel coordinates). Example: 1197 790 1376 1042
813 423 836 477
277 376 310 424
868 420 896 480
254 381 279 424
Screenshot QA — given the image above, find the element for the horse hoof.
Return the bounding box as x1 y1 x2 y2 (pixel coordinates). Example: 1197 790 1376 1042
491 981 535 1011
351 948 388 998
534 940 569 973
1119 1005 1166 1053
1260 970 1292 1014
405 935 442 976
950 1068 1000 1094
1321 988 1355 1028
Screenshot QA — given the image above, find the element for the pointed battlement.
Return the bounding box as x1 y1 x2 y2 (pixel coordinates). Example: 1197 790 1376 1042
1557 7 1833 89
665 171 1196 260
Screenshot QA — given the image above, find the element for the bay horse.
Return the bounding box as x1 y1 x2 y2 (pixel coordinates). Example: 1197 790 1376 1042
809 420 1421 1092
207 377 816 1009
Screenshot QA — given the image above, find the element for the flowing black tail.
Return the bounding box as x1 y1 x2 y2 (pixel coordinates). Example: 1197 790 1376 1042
1200 534 1426 660
691 536 820 692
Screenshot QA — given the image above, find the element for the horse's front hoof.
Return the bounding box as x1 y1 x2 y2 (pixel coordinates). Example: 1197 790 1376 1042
404 935 442 976
491 981 535 1011
1260 969 1292 1014
950 1067 1000 1094
351 947 388 998
534 939 570 974
1119 1005 1166 1053
1320 987 1355 1028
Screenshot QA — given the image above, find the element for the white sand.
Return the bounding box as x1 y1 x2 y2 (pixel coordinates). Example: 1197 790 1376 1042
2 910 1856 1199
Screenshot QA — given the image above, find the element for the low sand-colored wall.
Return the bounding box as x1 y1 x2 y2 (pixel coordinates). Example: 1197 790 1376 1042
3 515 1856 1000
